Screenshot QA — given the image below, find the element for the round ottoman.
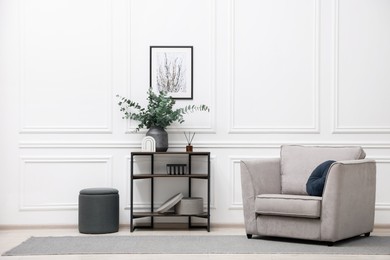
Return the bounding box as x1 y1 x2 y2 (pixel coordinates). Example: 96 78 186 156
78 188 119 234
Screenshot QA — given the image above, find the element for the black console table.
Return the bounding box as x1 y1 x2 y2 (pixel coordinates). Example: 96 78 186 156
130 152 210 232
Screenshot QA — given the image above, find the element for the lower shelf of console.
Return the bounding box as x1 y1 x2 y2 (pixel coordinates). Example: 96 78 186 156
132 222 209 230
133 211 208 218
131 213 210 231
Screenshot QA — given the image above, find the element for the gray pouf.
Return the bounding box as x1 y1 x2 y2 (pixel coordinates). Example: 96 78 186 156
78 188 119 234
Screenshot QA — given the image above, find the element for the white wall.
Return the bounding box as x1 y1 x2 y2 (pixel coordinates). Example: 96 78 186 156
1 0 390 227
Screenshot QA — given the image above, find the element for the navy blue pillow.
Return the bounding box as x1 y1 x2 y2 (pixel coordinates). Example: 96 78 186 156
306 160 336 196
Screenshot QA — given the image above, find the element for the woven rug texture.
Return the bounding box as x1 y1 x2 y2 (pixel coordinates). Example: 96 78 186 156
3 235 390 256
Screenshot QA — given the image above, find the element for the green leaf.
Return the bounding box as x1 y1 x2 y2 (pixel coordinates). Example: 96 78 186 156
116 89 209 132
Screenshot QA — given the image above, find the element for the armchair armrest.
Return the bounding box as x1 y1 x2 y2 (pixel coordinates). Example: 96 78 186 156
321 159 376 241
240 158 281 235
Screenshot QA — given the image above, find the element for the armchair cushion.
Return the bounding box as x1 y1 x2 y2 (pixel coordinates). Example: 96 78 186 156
306 160 335 196
280 145 365 195
256 194 322 218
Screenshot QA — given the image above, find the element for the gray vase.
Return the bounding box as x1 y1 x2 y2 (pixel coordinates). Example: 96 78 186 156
146 126 168 152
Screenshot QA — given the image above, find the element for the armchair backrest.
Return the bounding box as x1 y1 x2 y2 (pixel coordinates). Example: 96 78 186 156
280 145 366 195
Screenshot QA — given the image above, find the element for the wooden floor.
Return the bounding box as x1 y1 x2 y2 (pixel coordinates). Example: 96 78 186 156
1 225 389 260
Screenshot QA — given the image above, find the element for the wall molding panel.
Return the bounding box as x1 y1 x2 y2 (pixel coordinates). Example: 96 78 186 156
20 156 113 211
376 203 390 211
229 158 243 210
229 0 320 134
332 0 390 134
19 0 113 134
373 158 390 212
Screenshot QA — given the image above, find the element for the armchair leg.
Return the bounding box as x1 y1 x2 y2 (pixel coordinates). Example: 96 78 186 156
246 234 252 239
364 232 370 237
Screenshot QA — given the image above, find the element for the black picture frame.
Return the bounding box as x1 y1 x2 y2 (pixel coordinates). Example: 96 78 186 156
150 46 193 100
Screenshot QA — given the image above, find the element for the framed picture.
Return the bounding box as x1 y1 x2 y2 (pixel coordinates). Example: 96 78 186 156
150 46 193 99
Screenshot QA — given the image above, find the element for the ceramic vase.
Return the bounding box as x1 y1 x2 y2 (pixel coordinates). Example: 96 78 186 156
146 126 168 152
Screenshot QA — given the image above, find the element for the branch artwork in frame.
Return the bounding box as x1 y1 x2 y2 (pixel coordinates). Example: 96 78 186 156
150 46 193 99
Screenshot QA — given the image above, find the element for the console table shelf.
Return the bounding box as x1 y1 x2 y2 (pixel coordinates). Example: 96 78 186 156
130 151 211 232
133 212 209 218
132 174 208 179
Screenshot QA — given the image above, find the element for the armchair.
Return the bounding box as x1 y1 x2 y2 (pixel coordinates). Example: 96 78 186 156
240 145 376 245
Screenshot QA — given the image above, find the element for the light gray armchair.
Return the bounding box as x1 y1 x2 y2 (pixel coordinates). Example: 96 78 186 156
240 145 376 245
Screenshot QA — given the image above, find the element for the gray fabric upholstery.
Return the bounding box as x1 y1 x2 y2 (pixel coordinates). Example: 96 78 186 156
257 215 321 241
280 145 366 195
321 159 376 242
240 158 281 236
256 194 321 218
240 145 376 243
78 188 119 234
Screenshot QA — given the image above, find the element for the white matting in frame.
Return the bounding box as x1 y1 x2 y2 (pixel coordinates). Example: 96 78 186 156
150 46 193 99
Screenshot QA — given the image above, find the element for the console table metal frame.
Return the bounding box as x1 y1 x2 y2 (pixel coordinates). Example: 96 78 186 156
130 151 210 232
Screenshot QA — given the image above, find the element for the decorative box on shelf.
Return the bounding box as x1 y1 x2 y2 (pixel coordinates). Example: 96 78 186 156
175 197 203 215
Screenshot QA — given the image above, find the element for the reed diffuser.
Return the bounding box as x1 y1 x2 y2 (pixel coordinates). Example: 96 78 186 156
184 132 195 152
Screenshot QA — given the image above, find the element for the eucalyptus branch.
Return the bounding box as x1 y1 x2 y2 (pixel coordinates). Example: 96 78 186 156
117 89 209 132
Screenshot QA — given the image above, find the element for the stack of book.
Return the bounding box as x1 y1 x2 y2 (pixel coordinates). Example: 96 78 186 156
166 164 187 175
